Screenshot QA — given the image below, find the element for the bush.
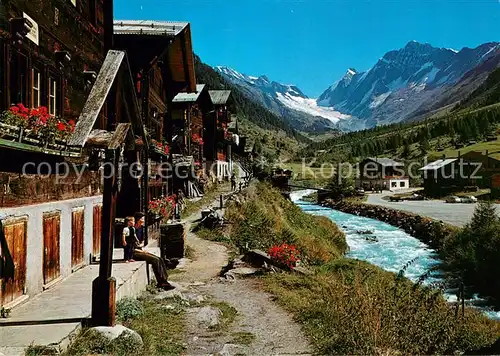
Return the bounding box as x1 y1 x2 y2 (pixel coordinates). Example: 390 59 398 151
117 298 145 322
64 329 143 356
224 182 500 354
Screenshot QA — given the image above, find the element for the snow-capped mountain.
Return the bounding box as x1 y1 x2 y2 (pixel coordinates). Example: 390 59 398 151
215 66 353 132
318 41 500 127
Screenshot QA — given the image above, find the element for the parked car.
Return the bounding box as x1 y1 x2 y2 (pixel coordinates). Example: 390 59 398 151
390 196 404 202
407 194 426 201
461 196 478 203
356 188 365 196
446 196 461 203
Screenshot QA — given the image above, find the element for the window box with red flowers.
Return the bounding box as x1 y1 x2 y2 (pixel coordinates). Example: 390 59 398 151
191 133 204 146
0 104 76 151
148 194 177 222
151 139 170 156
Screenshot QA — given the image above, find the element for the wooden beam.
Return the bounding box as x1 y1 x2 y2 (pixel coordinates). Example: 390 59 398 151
68 51 126 147
108 123 131 150
91 148 119 327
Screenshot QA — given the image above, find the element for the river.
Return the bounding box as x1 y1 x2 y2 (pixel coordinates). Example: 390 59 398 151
291 190 500 320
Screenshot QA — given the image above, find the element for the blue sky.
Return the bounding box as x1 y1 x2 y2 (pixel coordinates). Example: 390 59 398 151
114 0 500 97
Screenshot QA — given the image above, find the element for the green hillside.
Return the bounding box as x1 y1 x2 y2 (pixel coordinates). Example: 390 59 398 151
456 68 500 110
297 103 500 165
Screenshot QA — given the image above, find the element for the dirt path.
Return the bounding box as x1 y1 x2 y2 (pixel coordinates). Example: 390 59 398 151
169 194 230 284
183 279 312 355
167 190 312 356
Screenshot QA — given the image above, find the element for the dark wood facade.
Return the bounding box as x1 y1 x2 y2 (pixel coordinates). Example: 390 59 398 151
113 20 198 212
421 152 500 197
0 0 106 120
0 0 109 208
206 90 232 163
171 84 212 159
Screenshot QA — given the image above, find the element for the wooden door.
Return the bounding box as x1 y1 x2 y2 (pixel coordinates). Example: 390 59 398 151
43 212 61 285
92 205 102 257
71 208 85 269
1 218 27 306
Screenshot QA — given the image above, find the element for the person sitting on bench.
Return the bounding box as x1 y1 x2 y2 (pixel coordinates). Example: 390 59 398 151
132 214 175 291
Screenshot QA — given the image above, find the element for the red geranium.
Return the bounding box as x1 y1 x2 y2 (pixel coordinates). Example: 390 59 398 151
1 104 75 143
191 133 204 145
268 244 300 268
148 194 177 221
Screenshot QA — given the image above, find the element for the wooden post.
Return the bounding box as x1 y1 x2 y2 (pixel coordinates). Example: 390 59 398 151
91 148 119 326
220 194 223 209
187 104 191 155
143 149 149 244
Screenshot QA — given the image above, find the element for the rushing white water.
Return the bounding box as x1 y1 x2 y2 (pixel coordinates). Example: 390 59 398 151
291 190 500 319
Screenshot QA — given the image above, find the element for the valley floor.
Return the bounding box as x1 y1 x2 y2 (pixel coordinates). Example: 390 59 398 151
366 191 500 227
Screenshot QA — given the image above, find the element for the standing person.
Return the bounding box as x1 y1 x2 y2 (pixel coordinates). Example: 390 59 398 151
122 217 137 262
231 174 236 191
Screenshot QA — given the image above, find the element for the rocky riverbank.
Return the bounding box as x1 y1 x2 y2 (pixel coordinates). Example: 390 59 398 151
321 198 458 251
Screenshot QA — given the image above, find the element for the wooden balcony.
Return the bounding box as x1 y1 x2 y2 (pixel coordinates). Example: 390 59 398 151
0 122 82 157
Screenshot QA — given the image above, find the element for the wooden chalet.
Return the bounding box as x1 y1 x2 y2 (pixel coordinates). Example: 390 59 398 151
0 0 112 309
207 90 233 180
356 157 409 191
112 20 197 233
171 84 212 197
420 151 500 197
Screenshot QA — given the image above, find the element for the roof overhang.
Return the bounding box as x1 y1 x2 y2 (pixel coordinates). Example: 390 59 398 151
419 159 458 171
113 20 188 37
67 50 148 150
209 90 231 105
172 84 206 103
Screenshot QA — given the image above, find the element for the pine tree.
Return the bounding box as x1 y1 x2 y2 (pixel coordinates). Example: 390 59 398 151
469 201 499 232
402 141 411 158
420 139 430 156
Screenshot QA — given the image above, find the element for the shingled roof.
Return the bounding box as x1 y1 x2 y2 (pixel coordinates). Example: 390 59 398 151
114 20 188 37
366 157 404 167
172 84 206 103
208 90 231 105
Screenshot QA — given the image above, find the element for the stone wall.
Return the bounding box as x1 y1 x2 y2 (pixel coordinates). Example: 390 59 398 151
321 199 458 251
